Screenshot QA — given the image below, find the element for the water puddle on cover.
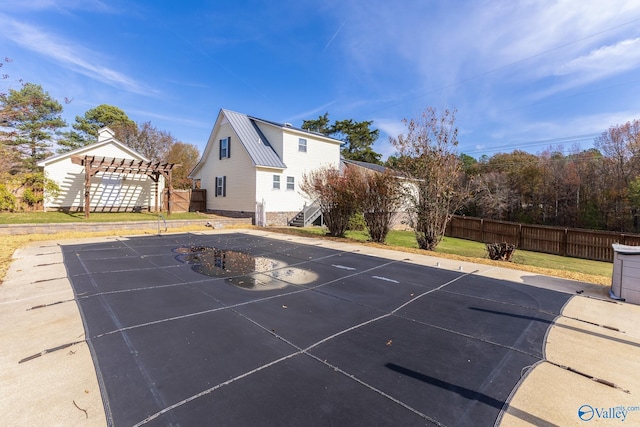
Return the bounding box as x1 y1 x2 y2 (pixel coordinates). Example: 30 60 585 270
173 246 317 290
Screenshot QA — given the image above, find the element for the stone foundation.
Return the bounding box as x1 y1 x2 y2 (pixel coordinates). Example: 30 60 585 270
207 210 256 224
206 210 302 226
266 211 299 226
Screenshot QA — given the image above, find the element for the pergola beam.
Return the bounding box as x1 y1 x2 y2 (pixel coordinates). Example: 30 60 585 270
71 155 179 219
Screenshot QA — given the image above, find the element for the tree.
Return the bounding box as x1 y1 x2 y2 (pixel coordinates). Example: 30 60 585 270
594 120 640 230
166 142 200 189
486 150 543 222
0 83 66 172
332 119 381 164
128 121 175 162
300 166 363 237
390 107 466 250
470 171 518 220
58 104 135 152
357 168 404 243
301 112 331 135
302 113 382 164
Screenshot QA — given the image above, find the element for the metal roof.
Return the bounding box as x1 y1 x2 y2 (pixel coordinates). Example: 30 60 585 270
222 109 287 169
249 115 343 143
341 158 389 173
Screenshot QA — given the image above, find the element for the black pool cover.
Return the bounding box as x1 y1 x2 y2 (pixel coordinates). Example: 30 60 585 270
61 232 571 426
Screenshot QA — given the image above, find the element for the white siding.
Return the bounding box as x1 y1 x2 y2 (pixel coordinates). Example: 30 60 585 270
199 122 258 212
255 129 341 213
43 142 157 210
255 122 284 159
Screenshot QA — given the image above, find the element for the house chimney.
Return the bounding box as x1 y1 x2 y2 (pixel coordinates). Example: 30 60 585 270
98 127 116 142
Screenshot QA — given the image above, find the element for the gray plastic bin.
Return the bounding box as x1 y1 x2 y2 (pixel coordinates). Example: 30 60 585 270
611 243 640 304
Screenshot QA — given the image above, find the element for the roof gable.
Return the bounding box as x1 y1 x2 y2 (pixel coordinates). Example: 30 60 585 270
37 127 149 167
223 109 287 169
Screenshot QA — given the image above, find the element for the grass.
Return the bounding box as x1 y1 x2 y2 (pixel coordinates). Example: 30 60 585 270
0 223 222 285
267 227 613 285
0 212 614 287
0 211 207 224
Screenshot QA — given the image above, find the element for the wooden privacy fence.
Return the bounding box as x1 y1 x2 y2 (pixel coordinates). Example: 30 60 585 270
162 189 206 213
446 216 640 262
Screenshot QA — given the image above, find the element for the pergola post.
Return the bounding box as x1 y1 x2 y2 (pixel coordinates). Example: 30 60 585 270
152 174 159 213
84 163 91 219
167 171 173 217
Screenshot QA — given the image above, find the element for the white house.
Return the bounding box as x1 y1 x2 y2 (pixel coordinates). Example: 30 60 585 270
189 109 342 225
38 127 163 212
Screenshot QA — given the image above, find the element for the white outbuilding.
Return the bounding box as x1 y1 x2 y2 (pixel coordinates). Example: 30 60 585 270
37 127 165 214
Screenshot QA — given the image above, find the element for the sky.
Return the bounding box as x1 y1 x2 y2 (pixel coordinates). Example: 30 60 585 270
2 0 640 161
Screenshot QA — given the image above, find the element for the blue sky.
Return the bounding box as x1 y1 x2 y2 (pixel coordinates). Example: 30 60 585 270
2 0 640 161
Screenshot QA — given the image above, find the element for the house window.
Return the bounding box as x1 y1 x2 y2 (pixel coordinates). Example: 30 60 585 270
219 137 230 159
215 176 226 197
298 138 307 152
286 176 295 190
273 175 280 190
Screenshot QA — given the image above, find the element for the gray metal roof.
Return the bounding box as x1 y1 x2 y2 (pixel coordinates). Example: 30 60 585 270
249 115 343 143
223 109 287 169
341 158 388 173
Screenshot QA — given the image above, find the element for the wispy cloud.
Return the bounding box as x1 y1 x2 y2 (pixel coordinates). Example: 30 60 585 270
530 38 640 100
284 100 337 123
127 108 210 128
0 0 114 13
375 117 406 140
556 38 640 77
0 15 156 95
322 22 344 54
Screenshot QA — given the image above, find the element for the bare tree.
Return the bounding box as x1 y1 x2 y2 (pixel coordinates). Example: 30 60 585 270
357 168 404 243
592 119 640 229
390 107 466 250
471 171 517 220
166 142 200 189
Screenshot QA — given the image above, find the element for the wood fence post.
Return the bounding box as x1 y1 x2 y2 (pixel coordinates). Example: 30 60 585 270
518 224 522 248
480 218 484 243
562 228 568 257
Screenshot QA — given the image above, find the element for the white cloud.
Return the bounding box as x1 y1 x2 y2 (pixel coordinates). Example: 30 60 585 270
127 109 210 128
0 15 155 96
530 38 640 100
284 100 337 123
556 38 640 77
0 0 112 12
350 1 640 83
375 117 406 140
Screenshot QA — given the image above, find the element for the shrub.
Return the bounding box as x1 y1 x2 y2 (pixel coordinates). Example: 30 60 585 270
486 242 517 261
0 184 16 211
359 169 404 243
300 166 362 237
348 212 366 231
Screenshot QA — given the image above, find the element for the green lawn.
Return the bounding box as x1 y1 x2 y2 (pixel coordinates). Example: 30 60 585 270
0 211 205 224
0 213 614 280
303 228 613 278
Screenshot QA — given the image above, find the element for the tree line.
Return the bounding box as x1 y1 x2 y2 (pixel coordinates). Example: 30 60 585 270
0 75 200 210
460 120 640 233
301 108 640 252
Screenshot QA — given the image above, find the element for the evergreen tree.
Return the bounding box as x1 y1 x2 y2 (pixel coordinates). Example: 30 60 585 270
0 83 66 172
58 104 135 152
301 113 382 164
